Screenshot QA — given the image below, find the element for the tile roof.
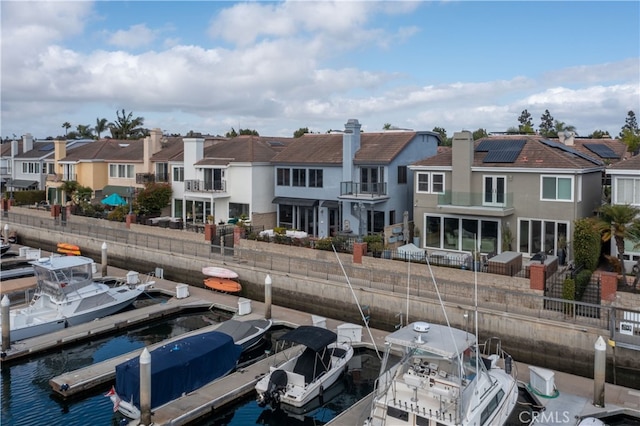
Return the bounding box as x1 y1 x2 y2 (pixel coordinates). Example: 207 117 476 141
194 135 293 166
570 138 628 163
271 131 418 165
413 135 606 169
61 139 144 162
150 137 184 162
14 141 55 159
607 153 640 170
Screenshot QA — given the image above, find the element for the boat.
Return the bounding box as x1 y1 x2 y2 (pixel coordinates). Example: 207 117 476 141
255 325 354 409
108 331 243 420
216 318 273 351
56 242 81 256
202 265 242 293
363 321 518 426
0 255 152 343
1 242 10 255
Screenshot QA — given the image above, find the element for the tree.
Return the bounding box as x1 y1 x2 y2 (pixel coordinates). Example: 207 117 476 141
573 218 601 271
518 109 533 132
108 109 145 139
225 128 238 138
595 204 640 288
239 128 259 136
539 109 554 137
95 117 108 139
553 120 577 137
382 123 392 130
588 130 610 139
293 127 309 138
432 127 449 146
136 182 173 215
505 126 520 134
620 127 640 154
62 122 71 136
619 110 638 138
76 124 94 139
472 128 488 140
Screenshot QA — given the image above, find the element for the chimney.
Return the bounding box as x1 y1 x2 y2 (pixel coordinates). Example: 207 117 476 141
451 131 474 206
54 139 67 162
144 128 163 173
11 138 18 157
183 137 204 181
558 130 575 146
22 133 34 153
342 119 361 182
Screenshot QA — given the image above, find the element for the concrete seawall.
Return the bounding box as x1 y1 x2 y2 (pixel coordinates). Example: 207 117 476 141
6 213 638 388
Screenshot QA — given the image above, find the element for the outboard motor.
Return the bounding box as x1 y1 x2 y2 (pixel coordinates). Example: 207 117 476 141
258 369 288 408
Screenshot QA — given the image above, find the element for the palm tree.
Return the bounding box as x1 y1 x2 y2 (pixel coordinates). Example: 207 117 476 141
553 120 577 138
595 204 640 288
95 117 108 139
62 122 71 136
108 109 145 139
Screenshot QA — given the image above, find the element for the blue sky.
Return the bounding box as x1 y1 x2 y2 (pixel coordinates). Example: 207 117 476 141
1 1 638 139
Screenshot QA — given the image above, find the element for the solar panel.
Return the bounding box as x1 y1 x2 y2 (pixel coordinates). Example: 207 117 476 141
483 149 521 163
478 139 526 163
267 140 284 146
539 139 603 166
38 143 54 151
583 144 619 159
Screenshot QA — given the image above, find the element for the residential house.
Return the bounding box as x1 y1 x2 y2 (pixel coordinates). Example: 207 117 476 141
180 135 292 227
270 118 440 238
606 154 640 274
410 131 610 259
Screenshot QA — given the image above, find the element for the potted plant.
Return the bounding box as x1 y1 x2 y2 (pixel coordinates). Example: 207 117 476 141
557 234 567 265
207 215 214 224
413 226 421 247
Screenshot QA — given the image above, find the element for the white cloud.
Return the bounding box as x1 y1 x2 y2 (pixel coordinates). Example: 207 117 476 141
106 24 157 48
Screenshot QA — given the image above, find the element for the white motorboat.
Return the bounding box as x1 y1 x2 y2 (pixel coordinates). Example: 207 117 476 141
255 325 354 409
0 255 152 343
216 317 273 351
364 321 518 426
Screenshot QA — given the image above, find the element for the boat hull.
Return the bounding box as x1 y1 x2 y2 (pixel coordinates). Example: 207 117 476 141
204 277 242 293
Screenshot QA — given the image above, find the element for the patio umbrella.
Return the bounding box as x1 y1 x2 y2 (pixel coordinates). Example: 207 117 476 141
102 193 127 206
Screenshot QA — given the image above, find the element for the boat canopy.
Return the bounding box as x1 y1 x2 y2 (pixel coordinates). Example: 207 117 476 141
278 325 337 352
115 331 242 410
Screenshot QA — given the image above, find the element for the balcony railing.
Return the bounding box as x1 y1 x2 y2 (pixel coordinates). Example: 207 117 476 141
437 191 514 208
340 181 387 197
136 173 155 184
155 173 170 183
46 173 77 182
184 180 226 193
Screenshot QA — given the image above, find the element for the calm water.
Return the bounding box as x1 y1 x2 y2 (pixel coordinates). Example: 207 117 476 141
0 309 382 426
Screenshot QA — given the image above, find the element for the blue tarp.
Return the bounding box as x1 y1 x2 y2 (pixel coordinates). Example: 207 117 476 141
102 193 127 206
115 331 242 410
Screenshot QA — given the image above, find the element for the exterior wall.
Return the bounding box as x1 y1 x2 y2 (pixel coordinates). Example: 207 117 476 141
608 170 640 273
249 163 276 216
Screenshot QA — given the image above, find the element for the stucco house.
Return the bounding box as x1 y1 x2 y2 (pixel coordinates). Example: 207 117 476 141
410 131 616 259
270 119 441 238
606 154 640 274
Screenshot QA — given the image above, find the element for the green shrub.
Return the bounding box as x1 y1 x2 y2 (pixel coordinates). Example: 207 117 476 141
314 237 334 251
573 218 600 270
562 278 575 316
575 269 593 300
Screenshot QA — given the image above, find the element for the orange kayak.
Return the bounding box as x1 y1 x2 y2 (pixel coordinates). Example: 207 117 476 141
203 277 242 294
57 243 81 256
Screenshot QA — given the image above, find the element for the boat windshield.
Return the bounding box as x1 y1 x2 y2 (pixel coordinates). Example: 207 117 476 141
33 262 93 298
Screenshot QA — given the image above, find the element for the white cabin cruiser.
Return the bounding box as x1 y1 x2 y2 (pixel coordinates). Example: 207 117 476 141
1 255 152 343
255 325 353 409
365 321 518 426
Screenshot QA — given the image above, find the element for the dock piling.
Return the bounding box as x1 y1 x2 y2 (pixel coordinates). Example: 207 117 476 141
265 275 272 320
593 335 606 407
140 347 152 425
101 242 108 277
2 295 10 351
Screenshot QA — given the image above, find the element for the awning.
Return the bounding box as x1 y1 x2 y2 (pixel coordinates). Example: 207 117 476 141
272 197 318 207
320 200 339 209
8 179 38 189
101 185 132 198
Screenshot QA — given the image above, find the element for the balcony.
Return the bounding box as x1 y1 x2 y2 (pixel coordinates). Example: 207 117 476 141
46 173 77 182
340 181 388 199
136 173 155 184
436 191 515 217
184 179 226 193
155 173 170 183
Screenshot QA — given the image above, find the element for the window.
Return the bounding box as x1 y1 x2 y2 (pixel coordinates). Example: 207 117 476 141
541 176 572 201
484 175 506 206
360 166 384 194
417 172 445 194
173 167 184 182
427 215 499 252
519 219 570 255
292 168 306 187
22 162 40 174
109 164 134 179
309 169 323 188
615 178 640 205
397 166 407 184
229 203 249 219
277 168 290 186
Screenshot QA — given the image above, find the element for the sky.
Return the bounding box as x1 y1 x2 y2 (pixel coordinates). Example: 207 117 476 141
1 1 639 140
